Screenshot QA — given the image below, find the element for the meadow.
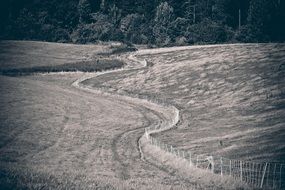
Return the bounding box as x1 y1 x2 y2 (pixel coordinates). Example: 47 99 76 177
1 41 284 189
84 43 285 163
0 41 224 190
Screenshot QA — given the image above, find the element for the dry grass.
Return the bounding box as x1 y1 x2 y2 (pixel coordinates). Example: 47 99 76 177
0 41 112 69
140 135 250 190
83 43 285 163
2 41 283 189
0 40 125 76
0 40 217 189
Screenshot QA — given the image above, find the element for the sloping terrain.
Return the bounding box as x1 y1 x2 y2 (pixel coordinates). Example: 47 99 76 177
1 41 283 189
83 43 285 163
0 41 205 190
0 41 109 69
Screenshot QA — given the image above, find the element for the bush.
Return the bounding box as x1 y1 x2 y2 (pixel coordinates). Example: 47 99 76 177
186 19 234 44
120 14 147 44
71 22 119 44
71 11 125 44
174 36 187 46
0 59 125 76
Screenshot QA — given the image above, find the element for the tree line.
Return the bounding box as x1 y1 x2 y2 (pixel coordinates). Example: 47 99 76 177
0 0 284 46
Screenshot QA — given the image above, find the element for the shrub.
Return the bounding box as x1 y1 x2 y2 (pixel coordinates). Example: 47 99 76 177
174 36 187 46
0 59 125 76
186 19 234 44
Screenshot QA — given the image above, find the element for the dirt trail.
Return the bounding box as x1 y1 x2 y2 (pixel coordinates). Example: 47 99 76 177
1 41 254 189
0 54 199 189
71 54 185 182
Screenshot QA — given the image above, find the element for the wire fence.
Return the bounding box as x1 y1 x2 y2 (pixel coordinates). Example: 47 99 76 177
145 127 285 189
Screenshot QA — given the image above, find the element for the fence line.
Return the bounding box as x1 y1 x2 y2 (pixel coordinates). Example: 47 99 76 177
145 126 285 189
76 53 284 189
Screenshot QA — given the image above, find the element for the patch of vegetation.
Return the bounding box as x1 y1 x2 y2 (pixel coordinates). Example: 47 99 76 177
98 43 137 56
110 44 137 54
0 59 124 76
1 0 284 46
0 166 117 190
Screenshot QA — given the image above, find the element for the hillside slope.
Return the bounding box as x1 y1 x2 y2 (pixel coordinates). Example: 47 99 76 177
83 43 285 162
0 41 203 189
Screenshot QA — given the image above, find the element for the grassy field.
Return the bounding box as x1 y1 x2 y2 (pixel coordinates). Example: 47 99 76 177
83 43 285 163
0 41 124 76
1 41 283 189
0 41 232 190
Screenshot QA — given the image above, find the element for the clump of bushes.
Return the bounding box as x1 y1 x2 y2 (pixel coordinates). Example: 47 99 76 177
0 59 125 76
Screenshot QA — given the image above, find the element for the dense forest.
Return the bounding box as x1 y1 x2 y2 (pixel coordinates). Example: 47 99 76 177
0 0 284 46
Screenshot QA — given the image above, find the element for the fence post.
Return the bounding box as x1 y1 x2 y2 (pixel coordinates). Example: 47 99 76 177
245 162 248 183
221 157 223 176
196 156 199 168
266 163 270 187
260 162 268 188
258 163 262 187
273 163 276 189
253 163 257 186
182 151 185 159
229 160 232 176
240 160 243 181
249 162 253 184
189 151 192 166
280 164 283 189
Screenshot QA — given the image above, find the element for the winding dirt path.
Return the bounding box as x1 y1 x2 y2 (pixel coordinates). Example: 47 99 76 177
0 49 199 189
71 53 183 182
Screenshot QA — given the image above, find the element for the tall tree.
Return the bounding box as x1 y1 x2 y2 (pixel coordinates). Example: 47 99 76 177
247 0 278 42
153 2 175 46
78 0 91 24
108 4 122 26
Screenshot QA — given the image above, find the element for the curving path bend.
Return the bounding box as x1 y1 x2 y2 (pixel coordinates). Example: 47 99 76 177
0 49 199 189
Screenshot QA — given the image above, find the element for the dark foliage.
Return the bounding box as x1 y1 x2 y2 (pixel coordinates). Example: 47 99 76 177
0 0 284 46
0 59 124 76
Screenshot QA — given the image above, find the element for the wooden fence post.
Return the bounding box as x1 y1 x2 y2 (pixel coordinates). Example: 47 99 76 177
240 160 243 181
249 162 253 184
221 157 223 176
266 163 270 187
229 160 232 176
189 151 192 166
196 156 199 168
260 162 268 188
273 163 276 189
257 164 262 186
280 164 283 189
